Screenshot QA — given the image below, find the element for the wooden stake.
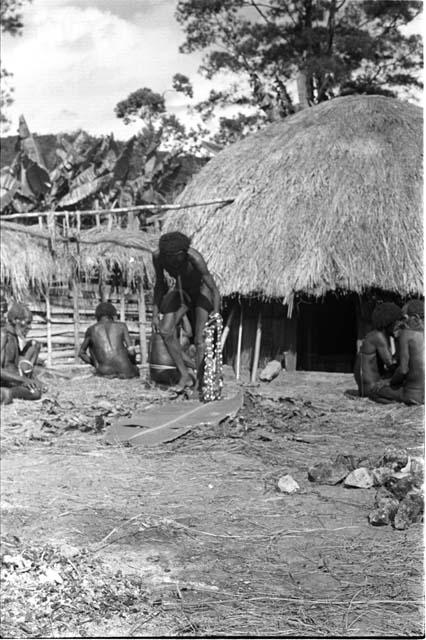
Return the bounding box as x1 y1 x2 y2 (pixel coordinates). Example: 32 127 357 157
220 304 237 351
251 308 262 383
72 280 80 363
235 304 243 380
138 281 148 365
120 288 126 322
45 292 52 368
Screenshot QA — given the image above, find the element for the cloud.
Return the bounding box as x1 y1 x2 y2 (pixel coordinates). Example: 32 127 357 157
1 0 208 137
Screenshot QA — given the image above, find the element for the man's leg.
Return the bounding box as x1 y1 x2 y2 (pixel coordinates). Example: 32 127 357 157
160 312 193 389
10 385 42 401
370 383 403 404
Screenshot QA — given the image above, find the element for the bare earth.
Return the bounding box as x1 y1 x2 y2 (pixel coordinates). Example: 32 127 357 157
1 369 424 638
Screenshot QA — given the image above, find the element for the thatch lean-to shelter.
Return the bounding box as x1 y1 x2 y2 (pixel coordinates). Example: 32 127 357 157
0 219 158 366
164 95 423 373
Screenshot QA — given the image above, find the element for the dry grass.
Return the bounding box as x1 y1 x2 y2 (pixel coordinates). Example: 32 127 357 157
0 371 423 637
165 95 423 302
0 223 158 298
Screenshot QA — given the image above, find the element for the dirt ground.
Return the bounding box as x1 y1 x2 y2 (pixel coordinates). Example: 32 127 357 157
0 368 424 638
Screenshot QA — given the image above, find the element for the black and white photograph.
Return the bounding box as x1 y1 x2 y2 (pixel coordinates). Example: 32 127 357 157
0 0 424 637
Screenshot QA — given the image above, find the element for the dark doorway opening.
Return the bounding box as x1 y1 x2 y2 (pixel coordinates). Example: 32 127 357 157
297 293 357 372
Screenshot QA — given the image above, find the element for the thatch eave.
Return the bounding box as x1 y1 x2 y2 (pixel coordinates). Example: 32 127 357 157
164 95 423 301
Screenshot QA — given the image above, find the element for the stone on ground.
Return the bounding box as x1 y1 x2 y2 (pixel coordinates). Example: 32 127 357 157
344 467 375 489
277 475 300 494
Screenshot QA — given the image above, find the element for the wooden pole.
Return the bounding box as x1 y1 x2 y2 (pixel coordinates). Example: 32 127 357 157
45 292 52 368
235 304 243 380
138 281 148 365
220 304 237 351
72 280 80 363
0 198 236 222
251 308 262 383
120 287 126 322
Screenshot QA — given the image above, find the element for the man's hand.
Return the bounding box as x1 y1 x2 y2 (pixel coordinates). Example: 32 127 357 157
22 378 40 393
152 315 160 333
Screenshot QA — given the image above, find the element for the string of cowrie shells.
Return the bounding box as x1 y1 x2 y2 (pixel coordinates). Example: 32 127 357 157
201 312 223 402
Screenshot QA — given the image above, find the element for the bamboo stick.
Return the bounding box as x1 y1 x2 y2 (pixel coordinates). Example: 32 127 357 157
235 304 243 381
0 198 235 221
120 288 126 322
138 282 148 365
220 304 237 351
38 215 43 229
72 280 80 363
45 292 52 368
251 309 262 383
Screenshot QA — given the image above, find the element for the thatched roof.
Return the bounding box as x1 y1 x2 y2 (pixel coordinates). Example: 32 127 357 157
164 95 423 303
0 222 157 298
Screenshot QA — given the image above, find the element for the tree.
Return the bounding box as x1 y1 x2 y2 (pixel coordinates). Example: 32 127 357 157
1 0 31 131
175 0 422 141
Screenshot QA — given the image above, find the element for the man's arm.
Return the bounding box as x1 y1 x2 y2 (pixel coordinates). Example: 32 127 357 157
390 330 410 387
188 249 221 314
78 329 95 366
121 323 137 364
152 251 167 330
375 333 394 368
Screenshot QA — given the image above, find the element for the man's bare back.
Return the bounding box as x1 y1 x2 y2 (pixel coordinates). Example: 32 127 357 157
79 303 139 379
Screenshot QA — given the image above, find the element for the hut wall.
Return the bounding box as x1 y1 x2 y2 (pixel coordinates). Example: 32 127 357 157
223 294 359 375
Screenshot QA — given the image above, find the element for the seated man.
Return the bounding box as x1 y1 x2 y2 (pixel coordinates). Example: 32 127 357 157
1 301 42 404
152 231 221 392
79 302 139 379
373 299 424 405
353 302 402 398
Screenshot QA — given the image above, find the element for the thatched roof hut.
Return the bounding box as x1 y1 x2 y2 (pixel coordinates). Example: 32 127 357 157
164 95 423 304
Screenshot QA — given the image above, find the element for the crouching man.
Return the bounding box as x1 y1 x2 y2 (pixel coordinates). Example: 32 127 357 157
79 302 139 379
1 301 43 404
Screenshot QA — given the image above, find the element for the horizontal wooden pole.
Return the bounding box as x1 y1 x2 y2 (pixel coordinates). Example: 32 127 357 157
0 198 235 221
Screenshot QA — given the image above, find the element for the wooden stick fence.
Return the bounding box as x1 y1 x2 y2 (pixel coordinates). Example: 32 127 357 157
0 198 235 222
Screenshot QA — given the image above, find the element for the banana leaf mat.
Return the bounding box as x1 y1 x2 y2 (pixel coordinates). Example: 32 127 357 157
104 386 243 447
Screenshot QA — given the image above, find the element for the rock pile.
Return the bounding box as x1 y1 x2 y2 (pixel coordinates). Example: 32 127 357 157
308 446 424 529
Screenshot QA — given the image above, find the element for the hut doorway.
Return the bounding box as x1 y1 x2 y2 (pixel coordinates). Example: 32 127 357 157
297 294 357 373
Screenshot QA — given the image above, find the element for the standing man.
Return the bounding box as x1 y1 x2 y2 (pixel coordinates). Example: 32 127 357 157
152 232 221 392
79 302 139 379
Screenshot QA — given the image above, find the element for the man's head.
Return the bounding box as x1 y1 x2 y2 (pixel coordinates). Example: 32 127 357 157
402 299 424 331
159 232 191 269
371 302 403 335
95 302 117 321
7 302 33 337
403 299 424 319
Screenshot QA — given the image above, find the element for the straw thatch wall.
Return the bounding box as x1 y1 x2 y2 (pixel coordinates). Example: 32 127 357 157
0 224 157 298
164 95 423 303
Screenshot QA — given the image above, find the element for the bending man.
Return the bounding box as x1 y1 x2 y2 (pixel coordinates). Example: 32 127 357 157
79 302 139 379
1 301 42 404
152 232 221 392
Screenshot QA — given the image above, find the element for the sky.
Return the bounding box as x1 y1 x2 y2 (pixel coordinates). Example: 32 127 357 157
1 0 223 138
1 0 423 140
